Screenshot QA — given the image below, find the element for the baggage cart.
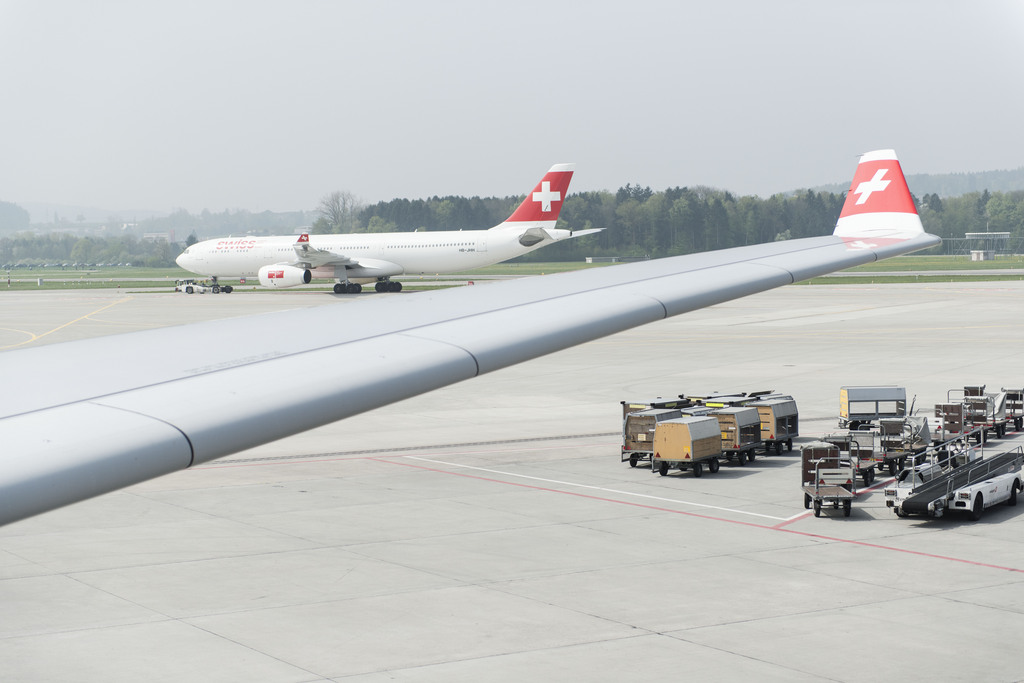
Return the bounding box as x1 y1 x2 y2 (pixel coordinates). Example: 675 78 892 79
801 442 856 517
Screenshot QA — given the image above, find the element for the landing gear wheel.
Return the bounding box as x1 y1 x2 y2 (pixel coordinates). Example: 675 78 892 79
692 462 703 478
708 458 720 474
658 461 668 477
334 283 345 294
389 281 403 292
375 281 388 293
346 282 362 293
843 500 852 517
223 285 233 293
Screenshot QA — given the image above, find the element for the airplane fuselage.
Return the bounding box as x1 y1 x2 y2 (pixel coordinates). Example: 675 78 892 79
180 228 539 281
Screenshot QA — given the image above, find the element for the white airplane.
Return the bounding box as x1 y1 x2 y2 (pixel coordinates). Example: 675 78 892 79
0 151 940 526
175 163 601 293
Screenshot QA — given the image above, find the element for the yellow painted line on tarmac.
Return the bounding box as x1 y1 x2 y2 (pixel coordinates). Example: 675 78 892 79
0 296 132 350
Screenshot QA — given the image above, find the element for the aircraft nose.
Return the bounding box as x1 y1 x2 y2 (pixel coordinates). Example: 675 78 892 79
175 251 192 269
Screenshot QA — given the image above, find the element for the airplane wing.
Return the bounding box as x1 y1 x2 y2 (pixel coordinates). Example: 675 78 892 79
0 150 939 526
290 233 355 268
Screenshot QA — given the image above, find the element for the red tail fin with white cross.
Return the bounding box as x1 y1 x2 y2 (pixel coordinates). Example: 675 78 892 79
502 163 575 225
833 149 924 243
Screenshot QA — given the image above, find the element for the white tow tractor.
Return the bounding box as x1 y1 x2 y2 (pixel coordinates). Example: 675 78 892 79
174 278 233 294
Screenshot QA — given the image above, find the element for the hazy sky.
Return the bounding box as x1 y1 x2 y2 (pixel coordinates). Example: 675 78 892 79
2 1 1023 214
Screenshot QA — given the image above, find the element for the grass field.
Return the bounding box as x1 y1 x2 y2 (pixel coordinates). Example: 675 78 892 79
3 254 1023 292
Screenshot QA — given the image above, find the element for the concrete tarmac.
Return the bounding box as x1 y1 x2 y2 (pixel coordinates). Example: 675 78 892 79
2 282 1024 682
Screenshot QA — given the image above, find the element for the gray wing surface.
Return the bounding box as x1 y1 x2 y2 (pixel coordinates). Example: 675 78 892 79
0 232 938 525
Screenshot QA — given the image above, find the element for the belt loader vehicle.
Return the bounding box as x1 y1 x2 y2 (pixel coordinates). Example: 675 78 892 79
886 445 1023 521
651 416 723 477
884 433 980 514
839 386 906 430
622 407 685 467
801 442 856 518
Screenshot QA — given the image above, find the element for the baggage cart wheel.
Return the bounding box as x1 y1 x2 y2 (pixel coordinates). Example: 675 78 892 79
658 461 668 477
1009 482 1019 507
786 439 792 451
843 500 851 517
708 458 720 474
813 500 821 517
747 451 756 463
629 455 638 468
735 453 746 467
803 493 811 509
888 460 897 476
692 462 703 478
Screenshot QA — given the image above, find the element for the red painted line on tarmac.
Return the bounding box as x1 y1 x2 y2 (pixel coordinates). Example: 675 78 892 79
380 458 1024 575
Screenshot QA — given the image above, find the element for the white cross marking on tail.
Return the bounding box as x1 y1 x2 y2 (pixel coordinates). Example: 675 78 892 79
854 169 891 205
533 181 560 212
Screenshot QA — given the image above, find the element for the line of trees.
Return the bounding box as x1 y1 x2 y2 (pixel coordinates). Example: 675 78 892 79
3 187 1024 267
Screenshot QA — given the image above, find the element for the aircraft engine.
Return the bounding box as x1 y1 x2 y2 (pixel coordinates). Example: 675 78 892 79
258 264 312 288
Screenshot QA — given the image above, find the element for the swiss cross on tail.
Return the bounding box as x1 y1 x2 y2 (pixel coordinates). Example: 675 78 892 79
506 163 575 223
833 149 924 244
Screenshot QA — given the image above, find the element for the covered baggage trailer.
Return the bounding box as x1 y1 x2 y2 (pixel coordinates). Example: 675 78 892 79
751 397 798 454
712 406 762 465
800 442 856 517
651 416 723 477
839 385 906 429
622 408 684 467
